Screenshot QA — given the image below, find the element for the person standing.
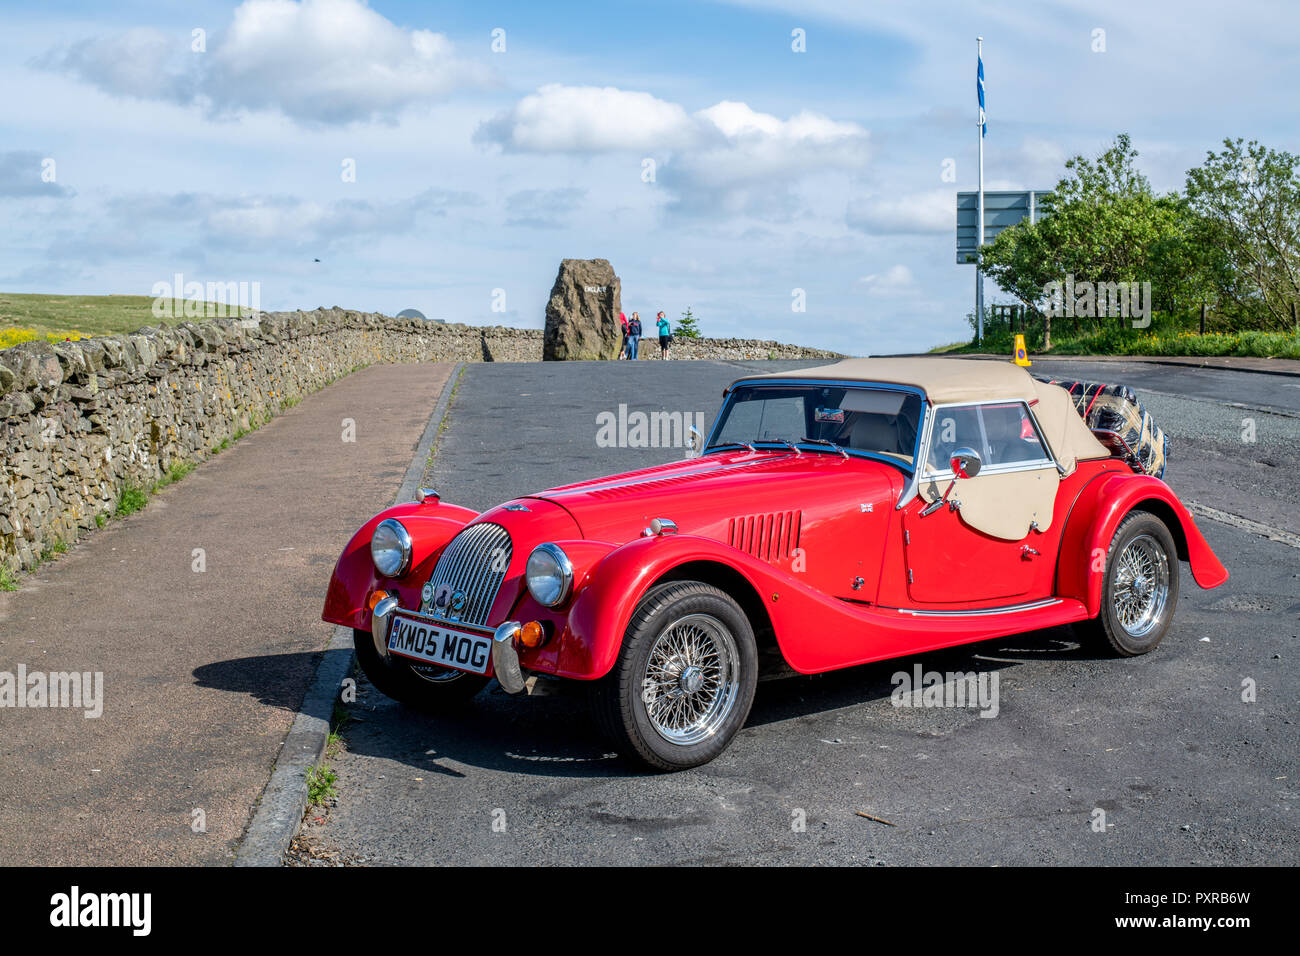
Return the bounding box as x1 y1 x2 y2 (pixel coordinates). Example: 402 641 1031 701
626 312 642 360
655 311 672 359
617 311 629 359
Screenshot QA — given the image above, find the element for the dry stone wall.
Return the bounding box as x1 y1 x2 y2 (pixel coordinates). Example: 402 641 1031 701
0 307 837 573
633 336 840 361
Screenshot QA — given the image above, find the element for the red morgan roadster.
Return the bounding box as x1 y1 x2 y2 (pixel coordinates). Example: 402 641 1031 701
323 358 1228 770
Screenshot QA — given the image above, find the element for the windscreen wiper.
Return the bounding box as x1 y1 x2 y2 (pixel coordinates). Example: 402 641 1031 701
801 437 849 459
705 440 756 453
745 438 802 455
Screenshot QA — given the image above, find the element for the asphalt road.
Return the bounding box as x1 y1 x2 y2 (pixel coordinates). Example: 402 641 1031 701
990 356 1300 416
290 359 1299 866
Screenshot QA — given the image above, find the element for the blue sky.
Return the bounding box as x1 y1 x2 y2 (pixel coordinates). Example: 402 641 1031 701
2 0 1297 354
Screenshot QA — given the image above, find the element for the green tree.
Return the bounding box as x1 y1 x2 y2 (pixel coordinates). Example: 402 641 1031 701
676 306 701 338
1141 193 1227 325
1185 138 1300 331
980 134 1209 333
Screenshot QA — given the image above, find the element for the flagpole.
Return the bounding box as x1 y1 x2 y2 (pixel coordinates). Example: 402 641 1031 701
976 36 985 347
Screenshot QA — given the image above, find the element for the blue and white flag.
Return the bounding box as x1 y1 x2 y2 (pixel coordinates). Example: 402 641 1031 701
977 55 986 137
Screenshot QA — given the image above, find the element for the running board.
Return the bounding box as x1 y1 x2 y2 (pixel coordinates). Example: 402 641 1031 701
891 598 1063 618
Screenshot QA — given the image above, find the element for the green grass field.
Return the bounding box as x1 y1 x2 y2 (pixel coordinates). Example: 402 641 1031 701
0 293 253 347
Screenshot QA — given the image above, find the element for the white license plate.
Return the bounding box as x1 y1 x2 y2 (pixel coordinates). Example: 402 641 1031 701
387 614 493 675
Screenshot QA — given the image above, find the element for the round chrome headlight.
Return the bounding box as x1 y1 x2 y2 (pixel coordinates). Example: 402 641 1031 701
370 518 412 578
525 543 573 607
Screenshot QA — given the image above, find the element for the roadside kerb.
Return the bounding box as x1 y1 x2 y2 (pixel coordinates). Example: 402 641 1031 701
233 362 464 866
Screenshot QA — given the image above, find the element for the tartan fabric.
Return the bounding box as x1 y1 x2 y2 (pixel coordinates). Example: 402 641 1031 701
1036 378 1168 478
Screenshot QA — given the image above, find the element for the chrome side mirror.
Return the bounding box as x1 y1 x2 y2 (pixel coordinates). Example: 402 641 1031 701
949 447 982 479
687 424 703 456
920 447 982 517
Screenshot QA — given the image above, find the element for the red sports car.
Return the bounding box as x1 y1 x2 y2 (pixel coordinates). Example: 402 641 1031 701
323 358 1227 770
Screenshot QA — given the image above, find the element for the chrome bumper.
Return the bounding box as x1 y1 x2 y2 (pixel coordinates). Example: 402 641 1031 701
492 621 526 694
372 600 527 695
370 595 401 661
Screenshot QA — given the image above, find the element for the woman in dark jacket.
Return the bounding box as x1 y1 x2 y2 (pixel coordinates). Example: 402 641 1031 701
626 312 642 360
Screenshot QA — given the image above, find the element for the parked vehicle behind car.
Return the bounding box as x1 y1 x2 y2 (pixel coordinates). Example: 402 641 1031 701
323 358 1227 770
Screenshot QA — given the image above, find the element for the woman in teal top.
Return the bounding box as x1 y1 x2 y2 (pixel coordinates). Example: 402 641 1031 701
656 312 672 360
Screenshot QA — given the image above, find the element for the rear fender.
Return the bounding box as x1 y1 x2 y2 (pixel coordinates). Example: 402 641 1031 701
322 501 477 629
1056 473 1228 617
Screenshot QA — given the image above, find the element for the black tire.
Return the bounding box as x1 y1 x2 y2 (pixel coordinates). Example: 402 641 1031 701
1075 511 1180 657
592 581 758 771
353 628 489 710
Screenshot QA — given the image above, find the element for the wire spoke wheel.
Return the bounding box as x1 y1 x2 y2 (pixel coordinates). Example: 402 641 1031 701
641 613 740 746
410 664 467 684
1076 512 1181 658
1110 533 1171 639
594 581 757 770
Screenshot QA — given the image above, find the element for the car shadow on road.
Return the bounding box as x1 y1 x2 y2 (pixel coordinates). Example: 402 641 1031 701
192 650 325 712
322 624 1092 778
743 626 1090 727
341 677 625 779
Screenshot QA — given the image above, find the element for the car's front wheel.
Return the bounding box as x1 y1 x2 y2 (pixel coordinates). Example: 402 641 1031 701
593 581 758 771
1076 511 1180 656
353 628 490 710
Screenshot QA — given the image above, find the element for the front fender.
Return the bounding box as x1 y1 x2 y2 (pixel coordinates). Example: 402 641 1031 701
1056 473 1228 617
322 500 478 629
556 533 823 679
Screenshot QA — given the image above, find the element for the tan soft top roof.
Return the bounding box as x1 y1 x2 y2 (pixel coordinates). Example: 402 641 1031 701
742 357 1038 404
737 357 1110 472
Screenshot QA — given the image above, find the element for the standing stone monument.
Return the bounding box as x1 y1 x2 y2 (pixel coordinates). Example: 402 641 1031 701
543 258 622 360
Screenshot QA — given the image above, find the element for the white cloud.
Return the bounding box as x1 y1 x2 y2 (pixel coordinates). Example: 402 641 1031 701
475 85 695 152
477 85 869 219
477 86 868 166
37 0 493 126
859 264 915 295
206 0 492 124
847 189 953 235
685 101 870 182
35 27 198 105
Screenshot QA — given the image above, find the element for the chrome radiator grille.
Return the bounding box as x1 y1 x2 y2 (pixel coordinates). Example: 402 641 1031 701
419 522 512 626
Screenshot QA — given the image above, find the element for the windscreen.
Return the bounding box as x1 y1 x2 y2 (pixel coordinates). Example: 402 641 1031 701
712 385 922 465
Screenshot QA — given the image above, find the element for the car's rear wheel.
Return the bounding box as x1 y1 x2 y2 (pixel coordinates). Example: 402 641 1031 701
1076 511 1180 656
352 628 489 710
592 581 757 771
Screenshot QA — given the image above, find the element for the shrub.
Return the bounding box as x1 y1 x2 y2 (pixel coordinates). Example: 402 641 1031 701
114 484 149 518
306 765 338 807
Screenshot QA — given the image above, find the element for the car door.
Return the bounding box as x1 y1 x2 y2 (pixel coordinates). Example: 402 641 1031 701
902 401 1059 604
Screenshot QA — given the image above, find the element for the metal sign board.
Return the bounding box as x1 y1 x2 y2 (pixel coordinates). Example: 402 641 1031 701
956 190 1051 263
